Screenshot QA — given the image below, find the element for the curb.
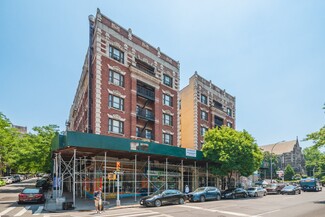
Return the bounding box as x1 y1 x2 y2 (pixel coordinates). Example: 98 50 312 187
44 203 140 213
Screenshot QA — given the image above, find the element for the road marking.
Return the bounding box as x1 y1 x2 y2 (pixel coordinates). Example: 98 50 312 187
14 206 31 216
97 210 160 217
251 209 280 216
178 205 250 216
33 205 44 215
0 207 15 216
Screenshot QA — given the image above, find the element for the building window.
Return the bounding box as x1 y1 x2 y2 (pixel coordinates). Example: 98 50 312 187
163 133 173 145
201 94 207 105
109 70 124 87
163 94 173 107
227 108 232 117
201 127 208 136
227 122 233 128
163 113 173 126
109 46 124 63
135 58 155 76
108 118 124 134
201 110 208 121
163 74 173 87
214 115 223 128
109 95 124 111
213 100 223 110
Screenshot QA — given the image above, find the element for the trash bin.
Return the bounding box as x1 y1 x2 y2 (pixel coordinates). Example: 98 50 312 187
62 202 74 210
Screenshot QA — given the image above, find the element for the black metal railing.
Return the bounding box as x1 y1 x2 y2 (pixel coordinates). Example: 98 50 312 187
136 108 155 122
137 86 155 101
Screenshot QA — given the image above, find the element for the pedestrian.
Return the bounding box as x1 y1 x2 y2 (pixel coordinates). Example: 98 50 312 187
185 185 189 194
94 187 103 214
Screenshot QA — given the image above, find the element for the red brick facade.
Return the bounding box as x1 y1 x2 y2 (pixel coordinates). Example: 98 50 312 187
68 10 180 147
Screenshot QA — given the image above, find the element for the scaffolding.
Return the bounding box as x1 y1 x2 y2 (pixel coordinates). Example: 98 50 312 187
52 149 221 207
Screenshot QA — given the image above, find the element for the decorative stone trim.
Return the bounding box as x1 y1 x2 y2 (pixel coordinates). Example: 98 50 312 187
200 107 209 113
108 114 126 121
162 130 174 135
108 65 126 75
107 89 126 98
162 110 174 116
200 123 209 129
162 89 174 97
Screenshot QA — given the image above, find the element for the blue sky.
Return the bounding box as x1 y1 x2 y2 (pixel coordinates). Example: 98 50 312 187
0 0 324 149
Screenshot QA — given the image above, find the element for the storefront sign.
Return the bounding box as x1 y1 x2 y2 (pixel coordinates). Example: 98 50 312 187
130 142 149 151
186 148 197 157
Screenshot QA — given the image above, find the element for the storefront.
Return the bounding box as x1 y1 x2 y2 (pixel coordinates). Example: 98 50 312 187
51 131 221 207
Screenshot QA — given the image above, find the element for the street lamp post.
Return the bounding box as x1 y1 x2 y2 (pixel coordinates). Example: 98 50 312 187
270 141 285 183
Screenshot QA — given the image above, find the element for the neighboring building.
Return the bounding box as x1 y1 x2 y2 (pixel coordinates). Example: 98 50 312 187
12 125 27 134
260 138 305 174
68 9 180 146
180 72 236 150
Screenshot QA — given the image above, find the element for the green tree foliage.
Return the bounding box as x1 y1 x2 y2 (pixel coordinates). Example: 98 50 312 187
262 151 279 179
202 126 263 186
305 104 325 148
284 164 295 181
303 147 325 179
0 112 58 174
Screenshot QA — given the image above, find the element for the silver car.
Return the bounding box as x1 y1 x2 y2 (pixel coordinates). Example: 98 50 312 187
247 187 266 197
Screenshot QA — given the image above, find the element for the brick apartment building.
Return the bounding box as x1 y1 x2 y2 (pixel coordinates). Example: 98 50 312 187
68 9 180 147
180 72 236 150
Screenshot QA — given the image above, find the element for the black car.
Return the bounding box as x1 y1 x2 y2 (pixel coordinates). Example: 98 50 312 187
188 187 221 202
221 188 248 199
280 185 301 195
140 189 186 207
35 178 51 191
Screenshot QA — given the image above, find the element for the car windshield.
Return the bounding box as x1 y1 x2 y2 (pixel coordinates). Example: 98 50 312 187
194 187 206 192
22 188 40 194
150 190 163 196
248 187 257 191
267 184 277 188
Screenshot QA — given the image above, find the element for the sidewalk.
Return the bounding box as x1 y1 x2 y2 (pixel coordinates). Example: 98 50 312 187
44 191 141 213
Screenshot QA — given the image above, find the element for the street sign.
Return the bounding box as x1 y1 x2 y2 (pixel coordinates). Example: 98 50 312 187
107 173 116 180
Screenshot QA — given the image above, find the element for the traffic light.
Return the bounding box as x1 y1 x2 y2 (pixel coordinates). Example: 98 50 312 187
116 161 121 171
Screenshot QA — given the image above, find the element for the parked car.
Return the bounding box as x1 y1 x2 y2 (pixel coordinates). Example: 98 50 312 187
35 178 51 191
13 175 21 182
140 189 186 207
265 184 285 194
0 176 13 184
280 185 301 195
247 187 266 197
18 187 46 204
188 186 221 202
221 188 248 199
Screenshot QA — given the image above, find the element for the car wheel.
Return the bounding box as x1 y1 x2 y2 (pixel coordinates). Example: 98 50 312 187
216 194 221 201
299 190 301 194
178 198 185 204
154 199 162 207
294 191 296 195
200 195 206 202
232 194 236 199
264 192 267 196
254 193 258 197
244 193 248 198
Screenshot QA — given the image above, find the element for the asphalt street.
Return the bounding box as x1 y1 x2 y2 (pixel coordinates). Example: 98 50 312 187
1 179 325 217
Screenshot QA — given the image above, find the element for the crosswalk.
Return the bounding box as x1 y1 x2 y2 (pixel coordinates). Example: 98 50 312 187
0 205 43 216
0 206 174 217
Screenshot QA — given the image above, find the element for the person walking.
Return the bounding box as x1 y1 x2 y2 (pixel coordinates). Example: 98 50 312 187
94 187 103 214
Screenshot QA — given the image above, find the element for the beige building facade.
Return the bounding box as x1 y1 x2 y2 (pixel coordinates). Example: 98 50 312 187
180 72 236 150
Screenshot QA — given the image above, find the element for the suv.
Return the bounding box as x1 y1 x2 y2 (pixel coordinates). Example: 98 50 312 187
266 184 285 194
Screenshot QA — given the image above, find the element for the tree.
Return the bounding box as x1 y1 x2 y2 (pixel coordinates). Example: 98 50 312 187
262 151 279 179
305 104 325 149
202 126 263 187
0 112 59 174
284 164 295 181
303 147 325 177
